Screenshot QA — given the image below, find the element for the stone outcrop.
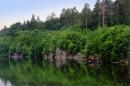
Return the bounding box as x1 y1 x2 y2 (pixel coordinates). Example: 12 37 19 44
9 52 23 61
43 48 83 67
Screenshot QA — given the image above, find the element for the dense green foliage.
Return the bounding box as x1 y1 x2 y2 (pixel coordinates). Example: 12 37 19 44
84 25 130 61
58 30 86 54
0 25 130 62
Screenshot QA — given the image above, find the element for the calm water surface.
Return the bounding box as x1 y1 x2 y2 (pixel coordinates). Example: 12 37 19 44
0 63 130 86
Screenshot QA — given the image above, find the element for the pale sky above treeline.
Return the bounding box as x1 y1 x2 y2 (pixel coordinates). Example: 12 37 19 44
0 0 115 29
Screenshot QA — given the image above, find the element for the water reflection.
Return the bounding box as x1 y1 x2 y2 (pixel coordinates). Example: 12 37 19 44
0 63 130 86
87 63 130 85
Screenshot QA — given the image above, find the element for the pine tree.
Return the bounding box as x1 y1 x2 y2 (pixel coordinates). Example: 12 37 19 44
60 7 79 26
114 0 129 25
91 0 101 28
125 0 130 25
103 0 114 26
31 14 36 23
81 3 92 29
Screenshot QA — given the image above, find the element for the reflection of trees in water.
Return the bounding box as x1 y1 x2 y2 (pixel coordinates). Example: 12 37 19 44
129 61 130 85
88 63 101 71
87 63 130 85
0 63 130 86
12 83 61 86
119 65 129 84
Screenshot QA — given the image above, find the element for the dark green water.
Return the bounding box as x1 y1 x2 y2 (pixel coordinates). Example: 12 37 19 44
87 63 130 85
0 63 130 86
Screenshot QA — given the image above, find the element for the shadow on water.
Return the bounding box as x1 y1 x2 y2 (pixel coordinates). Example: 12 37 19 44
0 62 130 86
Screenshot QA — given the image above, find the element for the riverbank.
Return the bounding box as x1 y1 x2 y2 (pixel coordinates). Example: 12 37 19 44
0 25 130 86
0 25 130 63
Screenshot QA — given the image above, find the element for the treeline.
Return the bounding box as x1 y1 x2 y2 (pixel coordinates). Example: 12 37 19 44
0 0 130 36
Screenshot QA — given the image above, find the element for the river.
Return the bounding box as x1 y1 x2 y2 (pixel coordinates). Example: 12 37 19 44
0 63 130 86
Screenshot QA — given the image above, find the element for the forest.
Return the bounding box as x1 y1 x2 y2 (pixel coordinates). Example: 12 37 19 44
0 0 130 86
0 0 130 62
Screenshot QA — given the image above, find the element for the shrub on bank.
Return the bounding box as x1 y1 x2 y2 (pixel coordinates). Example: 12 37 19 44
0 25 130 62
84 25 130 61
58 30 86 54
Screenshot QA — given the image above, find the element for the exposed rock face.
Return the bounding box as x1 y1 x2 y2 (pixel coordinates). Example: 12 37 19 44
48 53 55 63
9 52 23 61
43 49 83 67
72 53 82 63
55 48 67 67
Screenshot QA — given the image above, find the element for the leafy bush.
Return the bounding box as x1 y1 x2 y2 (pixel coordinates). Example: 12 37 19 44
84 25 130 61
58 30 86 54
0 37 11 61
0 25 130 62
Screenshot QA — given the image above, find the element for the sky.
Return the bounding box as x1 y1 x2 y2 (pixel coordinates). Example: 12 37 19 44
0 0 97 30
